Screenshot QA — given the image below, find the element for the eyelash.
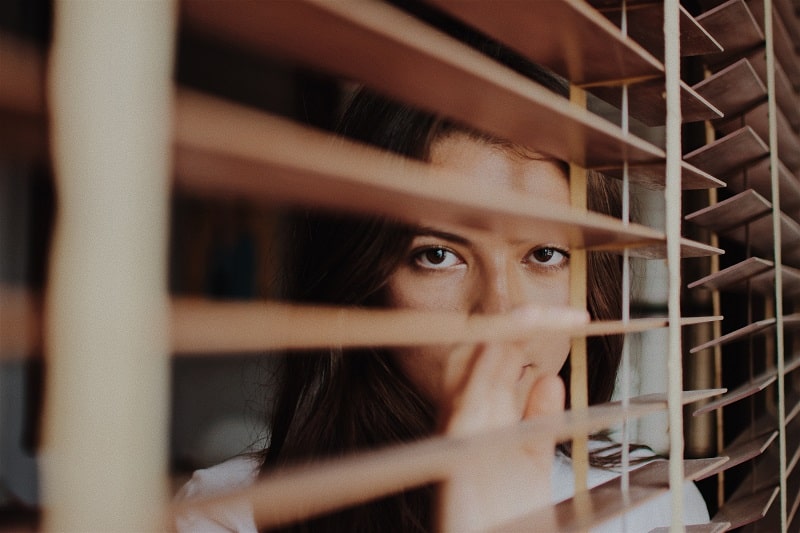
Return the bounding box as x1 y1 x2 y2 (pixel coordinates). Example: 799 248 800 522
409 245 571 271
525 246 570 270
410 246 463 270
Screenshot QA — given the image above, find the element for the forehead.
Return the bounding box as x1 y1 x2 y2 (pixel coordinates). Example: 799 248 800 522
428 133 570 202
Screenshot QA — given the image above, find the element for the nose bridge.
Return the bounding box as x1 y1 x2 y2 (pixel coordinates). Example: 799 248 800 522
473 254 523 314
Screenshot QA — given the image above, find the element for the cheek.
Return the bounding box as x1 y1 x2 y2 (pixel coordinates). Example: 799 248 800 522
392 346 452 407
385 268 467 312
538 334 571 374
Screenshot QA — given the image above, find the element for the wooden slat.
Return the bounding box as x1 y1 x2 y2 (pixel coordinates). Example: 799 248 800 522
180 0 665 168
617 237 724 260
688 256 773 290
716 100 800 171
745 48 800 131
693 369 777 415
744 0 800 89
427 0 664 85
650 523 731 533
683 126 769 179
708 430 778 476
174 91 665 251
713 486 780 529
748 262 800 293
589 3 723 59
788 426 800 476
496 458 728 533
690 313 800 353
171 393 710 530
772 5 800 89
726 157 800 216
175 306 724 355
688 256 800 294
787 392 800 425
590 79 723 126
700 430 778 478
698 0 764 67
774 0 800 49
692 58 767 118
618 388 727 408
171 300 593 354
731 416 780 447
787 355 800 375
1 288 720 358
685 189 772 232
742 423 800 493
723 211 800 267
596 160 725 191
789 471 800 531
581 316 723 339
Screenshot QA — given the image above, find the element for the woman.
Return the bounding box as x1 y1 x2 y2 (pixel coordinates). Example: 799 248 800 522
177 51 709 532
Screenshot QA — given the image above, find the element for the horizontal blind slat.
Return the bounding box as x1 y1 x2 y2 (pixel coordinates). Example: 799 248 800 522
667 258 800 294
1 288 722 357
715 101 800 170
172 391 724 530
693 369 778 415
726 158 800 216
174 90 663 250
685 189 773 230
590 79 723 126
744 48 800 130
596 160 725 190
427 0 664 85
690 313 800 353
713 485 780 529
181 0 664 168
697 0 765 66
700 430 778 478
683 126 769 178
588 3 723 60
494 458 728 533
692 58 766 117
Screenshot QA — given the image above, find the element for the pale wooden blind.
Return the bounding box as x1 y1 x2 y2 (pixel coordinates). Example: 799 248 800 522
1 0 799 531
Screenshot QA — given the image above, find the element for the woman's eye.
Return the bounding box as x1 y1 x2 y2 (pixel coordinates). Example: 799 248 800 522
412 247 462 269
527 247 569 268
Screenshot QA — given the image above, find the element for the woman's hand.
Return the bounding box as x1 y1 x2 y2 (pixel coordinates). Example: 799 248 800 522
437 343 565 532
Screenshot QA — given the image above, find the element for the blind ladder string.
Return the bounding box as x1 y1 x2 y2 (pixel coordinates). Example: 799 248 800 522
763 0 788 529
663 0 685 531
619 3 632 527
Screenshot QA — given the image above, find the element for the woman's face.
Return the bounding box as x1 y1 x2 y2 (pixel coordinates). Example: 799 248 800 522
386 133 572 414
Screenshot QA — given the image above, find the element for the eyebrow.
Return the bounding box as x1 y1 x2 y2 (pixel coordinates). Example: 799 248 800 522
413 226 571 250
413 227 471 246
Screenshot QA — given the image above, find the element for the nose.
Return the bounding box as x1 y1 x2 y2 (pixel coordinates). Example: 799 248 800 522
470 257 525 314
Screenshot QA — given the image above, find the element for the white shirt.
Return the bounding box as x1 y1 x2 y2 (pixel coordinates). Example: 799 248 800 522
176 452 710 532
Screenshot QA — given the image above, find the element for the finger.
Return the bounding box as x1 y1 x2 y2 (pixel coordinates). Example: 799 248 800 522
444 343 522 436
524 373 565 419
522 374 564 463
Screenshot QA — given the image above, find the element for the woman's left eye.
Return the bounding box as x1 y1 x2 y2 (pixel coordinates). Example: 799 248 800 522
526 247 569 268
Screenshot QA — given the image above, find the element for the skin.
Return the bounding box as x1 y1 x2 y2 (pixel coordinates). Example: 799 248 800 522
385 133 574 530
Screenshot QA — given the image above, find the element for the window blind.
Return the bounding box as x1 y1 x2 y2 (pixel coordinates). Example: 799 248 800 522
1 0 799 531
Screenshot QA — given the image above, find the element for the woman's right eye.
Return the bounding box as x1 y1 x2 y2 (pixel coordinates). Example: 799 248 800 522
411 247 463 270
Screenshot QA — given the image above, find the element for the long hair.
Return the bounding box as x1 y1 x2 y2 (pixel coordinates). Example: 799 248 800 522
259 83 623 531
